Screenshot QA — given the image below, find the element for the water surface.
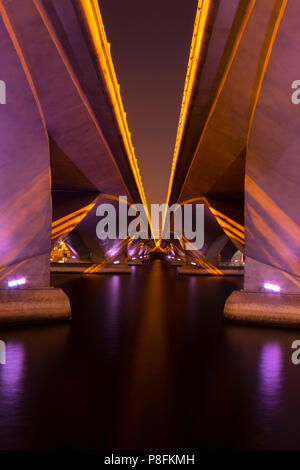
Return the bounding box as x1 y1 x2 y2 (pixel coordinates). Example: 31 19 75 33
0 260 299 449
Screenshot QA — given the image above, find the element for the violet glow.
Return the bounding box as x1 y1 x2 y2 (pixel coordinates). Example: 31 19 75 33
0 343 25 401
8 278 26 288
264 282 281 293
259 342 282 411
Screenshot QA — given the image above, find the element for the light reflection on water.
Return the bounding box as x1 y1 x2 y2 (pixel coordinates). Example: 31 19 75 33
0 342 25 403
258 342 283 412
0 265 299 449
104 275 121 356
187 276 198 330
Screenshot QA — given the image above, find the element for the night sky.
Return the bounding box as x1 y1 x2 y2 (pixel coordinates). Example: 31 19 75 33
99 0 198 206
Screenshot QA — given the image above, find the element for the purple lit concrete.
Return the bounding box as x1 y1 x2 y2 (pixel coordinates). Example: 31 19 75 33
0 288 71 325
167 0 300 325
0 0 144 324
225 0 300 325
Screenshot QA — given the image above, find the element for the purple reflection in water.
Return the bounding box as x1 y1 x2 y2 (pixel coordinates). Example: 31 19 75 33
105 275 121 356
109 275 120 312
187 276 198 329
0 343 25 402
258 342 283 411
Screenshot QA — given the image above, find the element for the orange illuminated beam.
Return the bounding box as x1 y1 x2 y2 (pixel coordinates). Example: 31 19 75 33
164 0 212 215
181 235 223 276
51 203 95 240
84 237 130 273
163 0 256 241
79 0 154 240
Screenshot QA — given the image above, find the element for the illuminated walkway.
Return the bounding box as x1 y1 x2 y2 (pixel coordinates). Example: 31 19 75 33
0 261 299 449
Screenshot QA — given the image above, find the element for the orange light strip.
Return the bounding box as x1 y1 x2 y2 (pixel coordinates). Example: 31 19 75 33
223 228 244 246
84 237 130 273
51 203 95 239
210 215 245 242
52 204 95 230
181 235 223 276
164 0 211 214
194 253 223 275
209 208 245 234
177 0 256 206
79 0 154 240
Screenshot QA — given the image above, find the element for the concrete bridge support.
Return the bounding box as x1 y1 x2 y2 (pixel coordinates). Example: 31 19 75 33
224 0 300 326
0 10 70 324
0 0 146 323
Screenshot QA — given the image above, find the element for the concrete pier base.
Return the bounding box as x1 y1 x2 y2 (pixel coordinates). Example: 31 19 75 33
127 260 143 266
170 261 185 267
0 288 71 326
224 291 300 328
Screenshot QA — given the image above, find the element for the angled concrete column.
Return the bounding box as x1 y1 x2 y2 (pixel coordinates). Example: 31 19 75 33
0 11 70 325
224 0 300 327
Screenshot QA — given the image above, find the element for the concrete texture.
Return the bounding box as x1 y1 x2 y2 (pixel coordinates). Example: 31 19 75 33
0 0 146 325
176 0 284 246
0 288 71 325
224 290 300 328
244 0 300 294
0 9 52 289
166 0 300 327
244 257 300 295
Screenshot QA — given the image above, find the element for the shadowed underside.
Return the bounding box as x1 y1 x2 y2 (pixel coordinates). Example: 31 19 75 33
165 0 300 324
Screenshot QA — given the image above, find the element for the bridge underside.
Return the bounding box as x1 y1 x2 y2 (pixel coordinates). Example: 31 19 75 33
167 0 300 326
0 0 299 328
0 0 147 324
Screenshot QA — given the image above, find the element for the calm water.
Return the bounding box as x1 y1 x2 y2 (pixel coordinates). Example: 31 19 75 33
0 260 300 449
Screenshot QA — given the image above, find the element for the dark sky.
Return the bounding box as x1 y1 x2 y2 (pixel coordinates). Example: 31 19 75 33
98 0 198 206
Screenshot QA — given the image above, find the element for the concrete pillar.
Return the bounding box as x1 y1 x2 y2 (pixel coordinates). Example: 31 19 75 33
224 0 300 327
0 11 70 324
